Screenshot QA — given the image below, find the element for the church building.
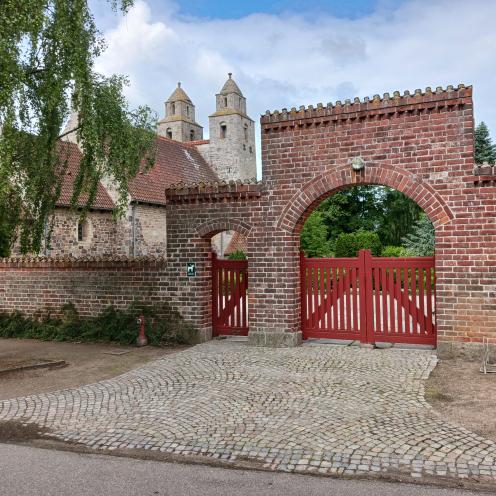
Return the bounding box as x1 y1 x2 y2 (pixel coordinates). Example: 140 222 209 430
12 74 255 258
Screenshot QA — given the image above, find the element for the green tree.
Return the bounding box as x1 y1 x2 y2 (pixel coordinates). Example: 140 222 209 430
475 122 496 164
402 213 435 256
334 230 382 257
0 0 157 254
378 189 422 246
300 211 332 257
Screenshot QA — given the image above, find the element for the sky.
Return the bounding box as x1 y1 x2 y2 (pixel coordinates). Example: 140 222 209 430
91 0 496 176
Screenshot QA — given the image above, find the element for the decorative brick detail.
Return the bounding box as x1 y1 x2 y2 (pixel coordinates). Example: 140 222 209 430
165 180 262 204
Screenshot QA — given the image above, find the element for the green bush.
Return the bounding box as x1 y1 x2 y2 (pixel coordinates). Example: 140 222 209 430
0 301 198 346
227 250 247 261
381 245 408 257
334 230 382 257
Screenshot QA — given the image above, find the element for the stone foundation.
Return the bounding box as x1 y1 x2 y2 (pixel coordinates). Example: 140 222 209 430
248 331 302 348
437 341 495 362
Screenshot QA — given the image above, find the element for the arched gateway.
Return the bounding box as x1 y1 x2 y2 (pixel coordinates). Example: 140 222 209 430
165 85 495 357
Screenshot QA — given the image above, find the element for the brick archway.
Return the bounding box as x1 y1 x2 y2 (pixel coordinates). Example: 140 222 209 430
195 218 252 239
277 164 454 235
164 85 496 356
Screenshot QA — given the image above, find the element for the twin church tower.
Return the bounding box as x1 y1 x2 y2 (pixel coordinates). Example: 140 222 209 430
157 74 256 181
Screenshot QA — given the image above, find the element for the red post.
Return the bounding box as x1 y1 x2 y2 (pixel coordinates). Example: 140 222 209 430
300 251 307 337
358 249 373 344
211 251 218 337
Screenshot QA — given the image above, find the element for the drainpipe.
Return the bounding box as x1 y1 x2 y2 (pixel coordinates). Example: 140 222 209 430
131 202 137 257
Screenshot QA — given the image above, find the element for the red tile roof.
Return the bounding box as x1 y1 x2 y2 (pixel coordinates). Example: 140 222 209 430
128 136 218 205
224 231 247 255
56 141 115 210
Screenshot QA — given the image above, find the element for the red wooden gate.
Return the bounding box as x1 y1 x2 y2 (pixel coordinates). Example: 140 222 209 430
300 250 436 345
212 253 248 336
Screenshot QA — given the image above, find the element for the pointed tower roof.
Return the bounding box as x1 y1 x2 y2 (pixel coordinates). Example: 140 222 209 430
219 73 243 96
166 82 192 103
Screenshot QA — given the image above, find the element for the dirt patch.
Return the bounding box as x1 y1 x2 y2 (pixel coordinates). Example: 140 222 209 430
0 338 187 400
427 358 496 441
0 420 50 443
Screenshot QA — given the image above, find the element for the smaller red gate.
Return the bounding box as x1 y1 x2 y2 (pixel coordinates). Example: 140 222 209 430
212 253 248 336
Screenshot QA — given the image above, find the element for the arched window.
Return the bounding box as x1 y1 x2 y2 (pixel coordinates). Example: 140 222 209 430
244 124 248 141
77 219 90 242
220 123 227 139
186 106 190 117
190 129 195 141
224 97 228 107
166 128 172 139
171 103 175 114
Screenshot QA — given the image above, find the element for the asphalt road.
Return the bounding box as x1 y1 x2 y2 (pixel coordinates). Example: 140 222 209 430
0 443 484 496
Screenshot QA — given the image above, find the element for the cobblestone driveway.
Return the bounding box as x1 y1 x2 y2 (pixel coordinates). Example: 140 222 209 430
1 341 495 482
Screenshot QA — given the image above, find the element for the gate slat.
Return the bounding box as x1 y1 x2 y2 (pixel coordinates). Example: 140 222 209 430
411 268 417 334
381 266 388 336
374 267 381 336
419 267 425 332
426 268 433 335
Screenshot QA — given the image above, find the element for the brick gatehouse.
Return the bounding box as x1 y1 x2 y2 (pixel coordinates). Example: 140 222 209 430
164 84 495 357
1 84 495 357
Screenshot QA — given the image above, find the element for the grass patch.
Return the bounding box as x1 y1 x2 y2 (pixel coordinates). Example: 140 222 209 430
425 386 453 403
0 302 197 346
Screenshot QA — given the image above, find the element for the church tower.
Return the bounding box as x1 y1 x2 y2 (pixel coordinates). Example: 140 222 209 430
208 74 256 181
157 83 203 142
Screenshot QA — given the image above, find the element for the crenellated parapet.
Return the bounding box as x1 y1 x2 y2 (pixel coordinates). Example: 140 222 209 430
261 84 472 130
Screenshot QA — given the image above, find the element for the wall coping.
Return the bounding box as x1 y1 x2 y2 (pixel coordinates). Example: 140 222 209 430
261 84 472 127
0 255 167 269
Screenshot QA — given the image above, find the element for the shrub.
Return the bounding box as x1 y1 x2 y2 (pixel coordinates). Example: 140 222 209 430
227 250 247 261
381 245 408 257
0 301 198 347
334 230 382 257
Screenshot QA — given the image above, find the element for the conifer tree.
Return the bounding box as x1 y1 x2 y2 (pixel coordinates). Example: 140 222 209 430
475 122 496 164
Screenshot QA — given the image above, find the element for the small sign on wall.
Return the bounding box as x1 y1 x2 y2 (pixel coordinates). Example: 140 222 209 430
186 262 196 277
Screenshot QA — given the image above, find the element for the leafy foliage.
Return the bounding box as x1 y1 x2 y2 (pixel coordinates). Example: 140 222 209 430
0 1 157 254
475 122 496 164
402 213 435 256
300 211 332 257
227 250 247 260
334 230 382 257
381 245 408 257
0 301 198 346
301 186 423 256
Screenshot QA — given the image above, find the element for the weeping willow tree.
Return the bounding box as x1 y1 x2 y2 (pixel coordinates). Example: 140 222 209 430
0 0 157 255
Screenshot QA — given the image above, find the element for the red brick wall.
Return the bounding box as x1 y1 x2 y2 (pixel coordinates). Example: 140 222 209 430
164 86 496 354
2 85 493 355
0 258 168 316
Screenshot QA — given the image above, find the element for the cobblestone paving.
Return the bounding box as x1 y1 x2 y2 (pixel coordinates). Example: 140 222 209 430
1 341 496 482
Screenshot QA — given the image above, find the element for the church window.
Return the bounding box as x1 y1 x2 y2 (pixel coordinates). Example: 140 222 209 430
249 146 253 154
186 106 190 117
171 103 175 114
190 129 195 141
224 97 228 107
243 144 246 150
77 219 90 242
220 123 227 139
166 128 172 139
244 125 248 141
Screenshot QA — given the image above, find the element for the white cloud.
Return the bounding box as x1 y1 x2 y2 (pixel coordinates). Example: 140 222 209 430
95 0 496 176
